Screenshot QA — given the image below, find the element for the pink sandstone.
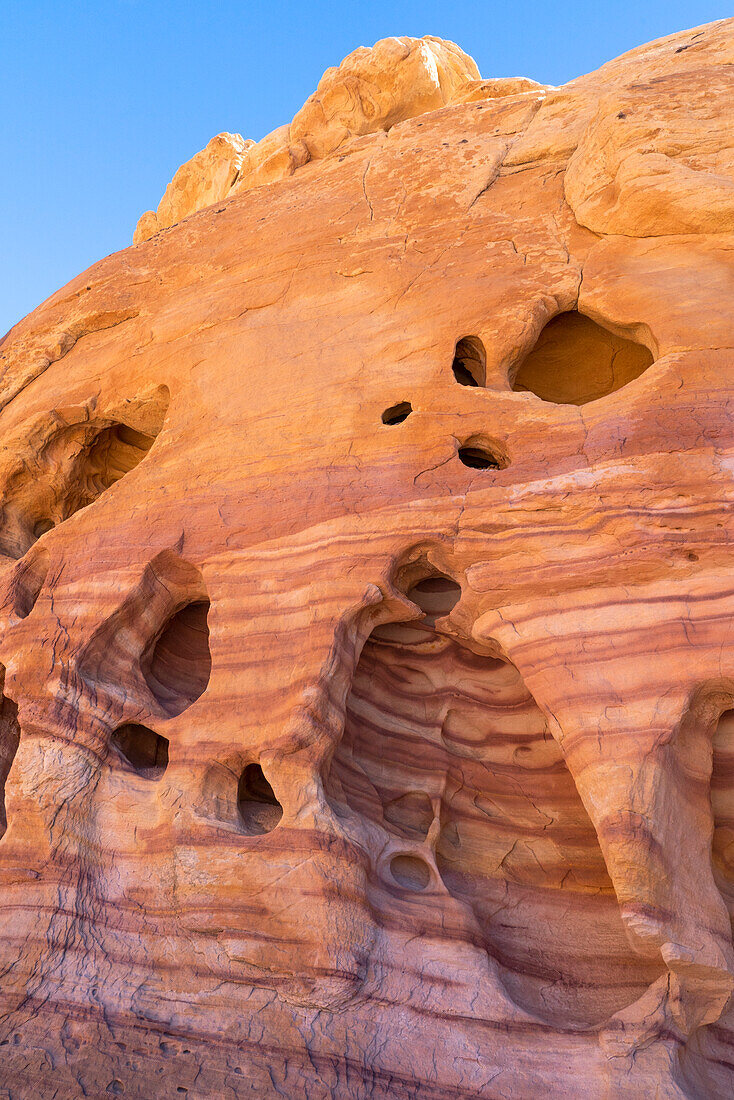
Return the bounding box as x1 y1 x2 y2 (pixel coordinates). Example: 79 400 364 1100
0 18 734 1099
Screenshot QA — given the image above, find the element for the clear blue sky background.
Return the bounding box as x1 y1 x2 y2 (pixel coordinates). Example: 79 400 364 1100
2 0 730 337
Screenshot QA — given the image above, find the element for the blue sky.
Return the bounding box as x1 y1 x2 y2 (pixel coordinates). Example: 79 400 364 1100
2 0 730 336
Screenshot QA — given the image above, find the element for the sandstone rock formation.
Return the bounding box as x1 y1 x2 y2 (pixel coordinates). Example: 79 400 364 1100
1 16 734 1099
133 35 482 242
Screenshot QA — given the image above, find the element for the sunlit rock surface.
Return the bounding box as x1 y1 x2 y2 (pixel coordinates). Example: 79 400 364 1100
133 35 480 242
2 18 734 1099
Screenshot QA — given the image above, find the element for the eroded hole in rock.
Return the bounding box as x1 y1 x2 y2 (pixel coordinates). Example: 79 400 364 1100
382 402 412 425
326 610 665 1027
458 446 502 470
111 723 169 779
237 763 283 835
0 674 20 840
383 791 434 840
452 337 486 387
390 854 431 891
142 599 212 717
711 709 734 917
32 519 54 540
406 574 461 625
12 548 50 619
0 388 170 561
82 423 160 497
512 311 653 405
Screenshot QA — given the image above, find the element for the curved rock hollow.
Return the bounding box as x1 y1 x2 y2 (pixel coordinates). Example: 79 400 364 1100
76 551 211 722
10 546 49 620
0 386 169 561
237 762 283 834
381 400 413 425
1 17 734 1100
0 671 20 839
111 723 170 779
140 598 212 717
712 710 734 917
512 311 654 405
456 435 506 469
327 575 664 1028
453 336 487 387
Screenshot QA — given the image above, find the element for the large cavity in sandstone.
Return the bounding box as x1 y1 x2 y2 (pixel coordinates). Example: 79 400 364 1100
512 311 653 405
0 389 170 561
326 594 664 1027
711 709 734 920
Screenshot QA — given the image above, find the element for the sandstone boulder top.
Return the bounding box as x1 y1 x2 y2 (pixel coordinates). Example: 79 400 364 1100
133 34 549 243
132 21 734 247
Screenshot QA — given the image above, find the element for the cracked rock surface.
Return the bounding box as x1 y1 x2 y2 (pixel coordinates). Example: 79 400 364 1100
1 17 734 1100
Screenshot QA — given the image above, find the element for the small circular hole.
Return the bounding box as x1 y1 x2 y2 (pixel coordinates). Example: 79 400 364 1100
382 401 412 425
458 446 501 470
390 854 431 891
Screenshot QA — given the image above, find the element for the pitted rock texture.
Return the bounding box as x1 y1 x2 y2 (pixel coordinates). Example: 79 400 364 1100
1 17 734 1100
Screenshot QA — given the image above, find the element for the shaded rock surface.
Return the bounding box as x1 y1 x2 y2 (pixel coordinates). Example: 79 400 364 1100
1 17 734 1100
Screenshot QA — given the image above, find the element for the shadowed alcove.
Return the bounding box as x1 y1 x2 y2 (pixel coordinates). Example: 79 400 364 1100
512 312 653 405
11 547 50 619
141 599 212 717
452 336 486 387
0 672 21 840
381 401 413 425
0 387 170 561
711 709 734 920
111 723 169 779
457 442 504 470
326 576 665 1027
237 763 283 835
77 551 212 730
195 757 283 837
406 574 461 623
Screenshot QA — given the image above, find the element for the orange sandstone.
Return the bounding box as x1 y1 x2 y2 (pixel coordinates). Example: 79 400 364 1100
1 18 734 1100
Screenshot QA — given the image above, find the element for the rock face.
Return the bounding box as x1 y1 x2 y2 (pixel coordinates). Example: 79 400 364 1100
133 36 481 242
1 17 734 1100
